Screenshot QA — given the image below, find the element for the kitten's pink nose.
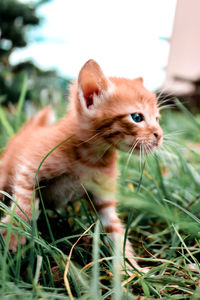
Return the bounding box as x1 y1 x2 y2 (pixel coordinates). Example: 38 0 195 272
153 132 159 139
153 130 162 142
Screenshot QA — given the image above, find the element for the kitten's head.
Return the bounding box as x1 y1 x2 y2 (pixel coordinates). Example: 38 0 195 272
72 59 163 153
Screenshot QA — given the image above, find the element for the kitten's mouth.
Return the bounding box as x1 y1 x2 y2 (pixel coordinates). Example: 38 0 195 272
128 141 160 154
116 137 162 153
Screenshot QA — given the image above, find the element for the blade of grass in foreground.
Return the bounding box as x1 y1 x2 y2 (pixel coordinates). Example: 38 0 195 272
32 135 73 244
123 161 145 273
64 222 95 299
90 220 100 299
0 106 15 137
1 202 18 282
174 98 200 129
112 235 123 300
25 135 74 282
16 74 27 131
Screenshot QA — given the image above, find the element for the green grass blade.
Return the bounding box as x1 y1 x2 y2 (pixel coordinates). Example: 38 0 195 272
140 278 150 297
174 98 200 129
173 225 200 269
33 255 43 286
0 106 15 137
123 161 145 272
32 136 73 246
164 199 200 224
16 74 28 130
112 235 123 300
90 220 100 299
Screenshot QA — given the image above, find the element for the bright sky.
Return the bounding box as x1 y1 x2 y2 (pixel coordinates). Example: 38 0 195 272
12 0 177 90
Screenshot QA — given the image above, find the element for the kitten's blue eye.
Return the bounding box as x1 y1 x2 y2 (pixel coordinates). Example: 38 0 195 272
131 113 143 123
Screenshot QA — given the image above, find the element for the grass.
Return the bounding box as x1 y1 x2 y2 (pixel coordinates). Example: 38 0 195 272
0 84 200 299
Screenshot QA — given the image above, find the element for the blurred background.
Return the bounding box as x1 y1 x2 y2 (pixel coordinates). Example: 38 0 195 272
0 0 199 108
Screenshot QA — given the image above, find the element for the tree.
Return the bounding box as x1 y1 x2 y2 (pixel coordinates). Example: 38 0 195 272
0 0 39 64
0 0 68 105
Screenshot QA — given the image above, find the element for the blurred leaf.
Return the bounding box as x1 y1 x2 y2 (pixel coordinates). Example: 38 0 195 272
90 221 100 299
0 106 14 136
0 95 7 104
16 74 27 130
174 98 200 129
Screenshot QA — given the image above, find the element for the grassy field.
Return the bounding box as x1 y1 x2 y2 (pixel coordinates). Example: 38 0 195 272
0 85 200 299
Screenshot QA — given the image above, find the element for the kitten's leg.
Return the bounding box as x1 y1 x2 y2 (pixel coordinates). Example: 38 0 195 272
84 174 143 272
0 164 35 251
94 199 142 272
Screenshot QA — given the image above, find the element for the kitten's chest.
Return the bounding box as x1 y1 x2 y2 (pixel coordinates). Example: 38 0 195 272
40 173 84 208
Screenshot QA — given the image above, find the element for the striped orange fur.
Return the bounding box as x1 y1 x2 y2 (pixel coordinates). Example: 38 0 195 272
0 60 162 271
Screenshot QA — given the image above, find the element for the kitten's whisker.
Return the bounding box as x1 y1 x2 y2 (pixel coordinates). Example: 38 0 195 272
139 144 142 171
163 133 184 148
157 88 175 103
128 139 138 154
159 104 177 111
157 88 169 103
97 144 113 161
146 143 154 157
161 146 175 165
128 140 137 155
142 141 144 159
156 88 166 102
163 140 180 148
163 130 184 137
159 144 177 165
78 132 100 145
125 139 139 168
140 142 145 171
144 143 148 156
144 142 150 158
158 97 174 106
158 95 175 107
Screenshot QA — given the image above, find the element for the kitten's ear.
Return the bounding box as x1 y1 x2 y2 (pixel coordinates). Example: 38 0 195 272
135 77 144 84
78 59 108 109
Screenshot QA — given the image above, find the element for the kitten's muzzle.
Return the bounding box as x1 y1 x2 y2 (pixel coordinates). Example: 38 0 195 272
153 132 159 139
153 132 162 142
153 130 163 146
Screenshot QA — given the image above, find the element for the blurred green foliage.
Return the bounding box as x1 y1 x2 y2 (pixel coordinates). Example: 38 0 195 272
0 0 70 105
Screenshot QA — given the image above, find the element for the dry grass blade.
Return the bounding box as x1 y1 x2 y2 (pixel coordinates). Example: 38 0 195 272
64 222 96 299
80 257 113 273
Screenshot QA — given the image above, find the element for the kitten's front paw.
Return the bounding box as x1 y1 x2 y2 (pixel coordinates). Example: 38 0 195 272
122 259 150 277
0 228 26 252
0 216 26 252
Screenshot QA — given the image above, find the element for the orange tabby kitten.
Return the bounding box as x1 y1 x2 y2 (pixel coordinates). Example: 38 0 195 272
0 60 162 271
